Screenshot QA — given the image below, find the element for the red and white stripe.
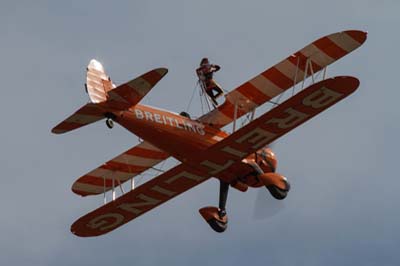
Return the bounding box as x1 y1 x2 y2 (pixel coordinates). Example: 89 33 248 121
72 141 170 196
106 68 168 110
51 103 104 134
52 67 168 134
199 30 367 128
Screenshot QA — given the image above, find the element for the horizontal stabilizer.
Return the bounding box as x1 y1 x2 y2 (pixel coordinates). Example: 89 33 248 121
51 103 104 134
105 68 168 110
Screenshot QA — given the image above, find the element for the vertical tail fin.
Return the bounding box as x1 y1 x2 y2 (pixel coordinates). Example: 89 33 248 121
86 59 115 103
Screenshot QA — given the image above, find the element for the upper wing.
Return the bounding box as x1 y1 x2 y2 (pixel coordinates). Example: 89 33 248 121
72 141 170 196
71 163 211 237
197 76 359 181
105 68 168 110
198 30 367 128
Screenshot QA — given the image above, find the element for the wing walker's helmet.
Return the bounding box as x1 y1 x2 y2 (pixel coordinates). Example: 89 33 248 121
200 57 209 66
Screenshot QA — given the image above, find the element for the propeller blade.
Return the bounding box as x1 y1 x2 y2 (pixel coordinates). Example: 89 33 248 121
253 188 285 220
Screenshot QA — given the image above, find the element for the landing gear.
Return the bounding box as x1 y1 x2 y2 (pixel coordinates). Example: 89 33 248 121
105 112 116 129
199 180 229 233
199 206 228 233
266 179 291 200
207 212 228 233
106 118 114 129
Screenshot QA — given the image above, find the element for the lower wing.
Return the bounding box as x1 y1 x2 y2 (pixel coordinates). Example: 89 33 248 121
71 163 210 237
72 141 169 197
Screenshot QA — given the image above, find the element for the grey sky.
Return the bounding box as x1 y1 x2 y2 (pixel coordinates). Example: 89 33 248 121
0 1 398 265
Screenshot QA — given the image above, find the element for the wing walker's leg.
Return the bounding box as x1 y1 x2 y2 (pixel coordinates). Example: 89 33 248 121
199 80 214 111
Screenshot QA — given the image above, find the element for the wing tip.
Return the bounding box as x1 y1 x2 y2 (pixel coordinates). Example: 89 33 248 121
328 75 360 95
343 29 368 45
71 187 91 197
155 67 168 77
51 127 64 134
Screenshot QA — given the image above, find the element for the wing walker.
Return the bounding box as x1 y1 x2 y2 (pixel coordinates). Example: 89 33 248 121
52 30 367 237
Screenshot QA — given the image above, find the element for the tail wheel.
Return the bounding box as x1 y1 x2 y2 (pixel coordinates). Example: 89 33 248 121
106 118 114 129
266 179 290 200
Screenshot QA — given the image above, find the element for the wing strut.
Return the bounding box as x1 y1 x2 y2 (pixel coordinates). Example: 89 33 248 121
232 102 256 133
233 101 238 132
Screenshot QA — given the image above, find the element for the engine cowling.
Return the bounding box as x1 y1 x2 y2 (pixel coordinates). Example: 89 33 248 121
257 147 277 173
235 147 290 199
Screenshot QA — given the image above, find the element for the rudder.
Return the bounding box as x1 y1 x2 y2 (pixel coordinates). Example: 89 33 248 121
86 59 115 103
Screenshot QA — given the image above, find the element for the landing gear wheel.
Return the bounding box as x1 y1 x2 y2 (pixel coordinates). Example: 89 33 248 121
106 118 114 129
266 180 290 200
199 206 228 233
207 217 228 233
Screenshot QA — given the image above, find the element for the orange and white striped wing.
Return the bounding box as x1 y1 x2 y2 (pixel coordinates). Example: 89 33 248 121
72 141 170 196
106 68 168 110
199 76 360 182
71 164 211 237
51 103 104 134
199 30 367 128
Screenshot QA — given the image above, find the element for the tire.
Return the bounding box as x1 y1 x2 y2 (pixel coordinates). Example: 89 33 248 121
106 118 114 129
207 218 228 233
266 180 290 200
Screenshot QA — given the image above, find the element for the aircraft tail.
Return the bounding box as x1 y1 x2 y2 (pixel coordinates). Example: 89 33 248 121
52 59 168 134
85 59 115 103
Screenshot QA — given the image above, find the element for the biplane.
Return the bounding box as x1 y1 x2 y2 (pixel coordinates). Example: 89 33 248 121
52 30 367 237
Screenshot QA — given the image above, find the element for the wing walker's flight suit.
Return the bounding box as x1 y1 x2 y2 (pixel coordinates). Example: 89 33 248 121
196 58 223 106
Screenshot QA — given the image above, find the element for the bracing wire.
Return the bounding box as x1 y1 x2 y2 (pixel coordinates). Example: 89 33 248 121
186 81 199 112
199 85 205 114
150 166 166 173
